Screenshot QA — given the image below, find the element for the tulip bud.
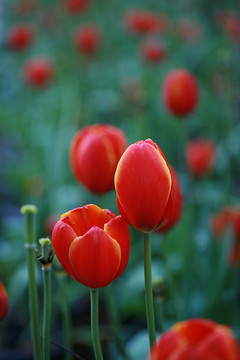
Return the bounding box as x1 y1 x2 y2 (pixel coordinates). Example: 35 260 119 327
73 25 102 55
7 24 34 51
70 124 127 194
23 57 54 88
0 281 8 320
149 318 240 360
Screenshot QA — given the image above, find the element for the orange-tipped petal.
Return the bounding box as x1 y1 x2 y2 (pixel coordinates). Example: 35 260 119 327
69 226 121 288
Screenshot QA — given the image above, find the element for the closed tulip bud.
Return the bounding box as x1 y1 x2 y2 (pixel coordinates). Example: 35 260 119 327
156 165 183 233
70 124 127 194
73 25 102 55
139 38 167 63
7 24 34 51
149 318 240 360
114 138 172 233
186 139 217 178
64 0 90 14
23 57 54 87
0 281 8 320
162 69 199 117
52 204 131 288
123 9 167 35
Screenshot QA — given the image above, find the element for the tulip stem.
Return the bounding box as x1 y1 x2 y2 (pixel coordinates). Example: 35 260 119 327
143 232 156 348
90 288 104 360
21 205 42 360
56 270 72 360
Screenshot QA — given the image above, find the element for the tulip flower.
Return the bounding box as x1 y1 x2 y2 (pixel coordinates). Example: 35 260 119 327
52 204 130 288
210 206 240 264
123 9 167 34
139 38 167 63
23 57 54 87
186 138 217 178
0 281 8 320
162 68 199 117
149 318 240 360
115 138 172 233
73 25 102 55
70 124 127 194
7 24 34 51
64 0 90 13
178 19 203 42
156 165 183 233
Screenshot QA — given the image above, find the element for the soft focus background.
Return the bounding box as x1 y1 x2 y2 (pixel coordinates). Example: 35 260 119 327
0 0 239 359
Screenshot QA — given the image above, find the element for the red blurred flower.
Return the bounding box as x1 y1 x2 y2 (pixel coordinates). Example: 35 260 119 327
114 138 172 233
70 124 127 194
215 11 240 42
156 165 183 233
178 19 203 42
0 281 8 320
7 24 34 51
64 0 90 13
162 69 199 117
23 57 54 87
14 0 37 15
123 9 167 35
149 318 240 360
185 139 217 178
73 25 102 55
210 206 240 264
52 204 130 288
139 38 167 63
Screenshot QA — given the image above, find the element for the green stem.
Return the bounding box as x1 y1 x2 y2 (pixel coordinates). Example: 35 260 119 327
90 288 104 360
143 232 156 348
105 283 130 360
57 271 72 360
21 205 42 360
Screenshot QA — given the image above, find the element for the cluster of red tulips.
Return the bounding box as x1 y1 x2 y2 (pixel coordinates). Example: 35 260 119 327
2 1 240 359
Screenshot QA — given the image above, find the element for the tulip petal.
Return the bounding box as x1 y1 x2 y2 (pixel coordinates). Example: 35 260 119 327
115 141 171 232
52 220 77 279
61 204 112 236
104 215 131 279
69 226 121 288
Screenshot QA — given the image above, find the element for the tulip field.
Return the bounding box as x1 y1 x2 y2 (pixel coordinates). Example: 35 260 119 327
1 0 240 359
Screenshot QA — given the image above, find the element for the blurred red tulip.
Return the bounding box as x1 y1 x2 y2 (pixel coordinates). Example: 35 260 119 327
178 18 203 42
23 57 54 87
123 9 167 35
114 139 172 233
215 11 240 42
210 206 240 264
7 24 34 51
64 0 90 13
70 124 127 194
162 69 199 117
156 166 183 233
14 0 37 15
149 318 240 360
139 38 167 63
52 204 131 288
0 281 8 320
73 25 102 55
186 139 217 178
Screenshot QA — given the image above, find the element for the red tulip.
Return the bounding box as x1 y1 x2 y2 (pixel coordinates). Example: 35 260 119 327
186 139 217 178
73 25 102 55
23 57 54 87
178 19 203 42
162 69 199 117
52 204 130 288
70 124 127 194
210 206 240 264
123 9 167 35
14 0 37 15
139 38 167 63
216 11 240 42
7 24 34 51
156 166 183 233
0 281 8 320
114 138 172 233
149 318 240 360
64 0 90 13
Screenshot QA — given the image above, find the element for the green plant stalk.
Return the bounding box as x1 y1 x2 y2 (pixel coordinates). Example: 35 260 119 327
21 205 42 360
105 283 130 360
42 264 51 360
143 232 156 348
57 271 72 360
90 288 104 360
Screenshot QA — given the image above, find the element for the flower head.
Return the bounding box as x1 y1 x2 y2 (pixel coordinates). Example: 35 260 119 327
0 281 8 321
52 204 131 288
23 57 54 87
